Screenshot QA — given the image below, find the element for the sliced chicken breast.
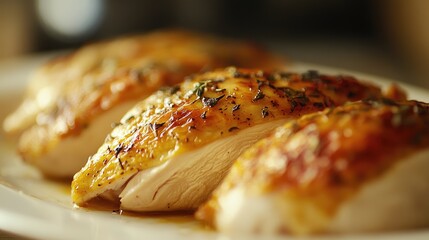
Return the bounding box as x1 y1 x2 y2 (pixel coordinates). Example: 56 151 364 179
72 68 386 212
196 99 429 235
3 30 284 178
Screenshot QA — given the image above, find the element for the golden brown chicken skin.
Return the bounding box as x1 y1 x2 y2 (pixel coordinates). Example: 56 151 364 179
197 99 429 235
4 30 284 177
72 68 385 211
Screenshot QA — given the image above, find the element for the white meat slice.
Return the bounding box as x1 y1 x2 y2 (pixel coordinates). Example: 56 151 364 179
4 30 285 178
72 68 384 211
197 100 429 235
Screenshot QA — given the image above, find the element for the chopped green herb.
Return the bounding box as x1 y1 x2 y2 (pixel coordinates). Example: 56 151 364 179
196 83 206 98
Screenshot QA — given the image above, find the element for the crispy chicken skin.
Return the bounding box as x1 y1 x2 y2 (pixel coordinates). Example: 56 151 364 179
196 100 429 235
72 68 385 211
3 30 284 177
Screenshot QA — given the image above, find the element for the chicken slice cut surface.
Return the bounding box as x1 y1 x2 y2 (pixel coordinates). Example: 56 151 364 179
196 99 429 235
71 68 388 212
4 30 285 178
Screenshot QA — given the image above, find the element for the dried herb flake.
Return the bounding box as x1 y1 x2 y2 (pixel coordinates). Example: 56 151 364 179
232 104 241 112
253 90 265 102
262 107 269 118
202 95 225 107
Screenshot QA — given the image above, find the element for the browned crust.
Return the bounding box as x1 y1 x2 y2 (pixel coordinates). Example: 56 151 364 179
197 99 429 227
16 30 285 164
72 68 384 205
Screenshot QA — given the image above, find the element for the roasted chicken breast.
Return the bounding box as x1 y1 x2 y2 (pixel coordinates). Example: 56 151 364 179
196 99 429 235
3 30 284 177
72 68 386 212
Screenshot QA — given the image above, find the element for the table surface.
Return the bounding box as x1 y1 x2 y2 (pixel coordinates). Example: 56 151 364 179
0 230 25 239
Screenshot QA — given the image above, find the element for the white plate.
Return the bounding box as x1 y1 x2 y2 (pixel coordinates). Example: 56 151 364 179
1 56 429 240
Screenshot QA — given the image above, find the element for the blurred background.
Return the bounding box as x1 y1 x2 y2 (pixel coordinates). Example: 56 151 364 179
0 0 428 89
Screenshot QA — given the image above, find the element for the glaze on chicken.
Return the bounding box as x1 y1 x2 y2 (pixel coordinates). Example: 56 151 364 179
196 99 429 235
72 68 385 212
3 30 284 177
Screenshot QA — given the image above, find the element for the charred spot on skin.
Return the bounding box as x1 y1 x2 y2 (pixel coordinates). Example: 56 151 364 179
271 100 279 107
283 87 306 100
307 91 322 98
301 70 320 81
347 91 357 99
188 125 196 131
313 102 325 109
329 172 344 186
228 127 240 132
324 98 336 108
279 72 294 79
282 88 309 111
232 70 251 78
202 95 225 107
201 111 207 119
